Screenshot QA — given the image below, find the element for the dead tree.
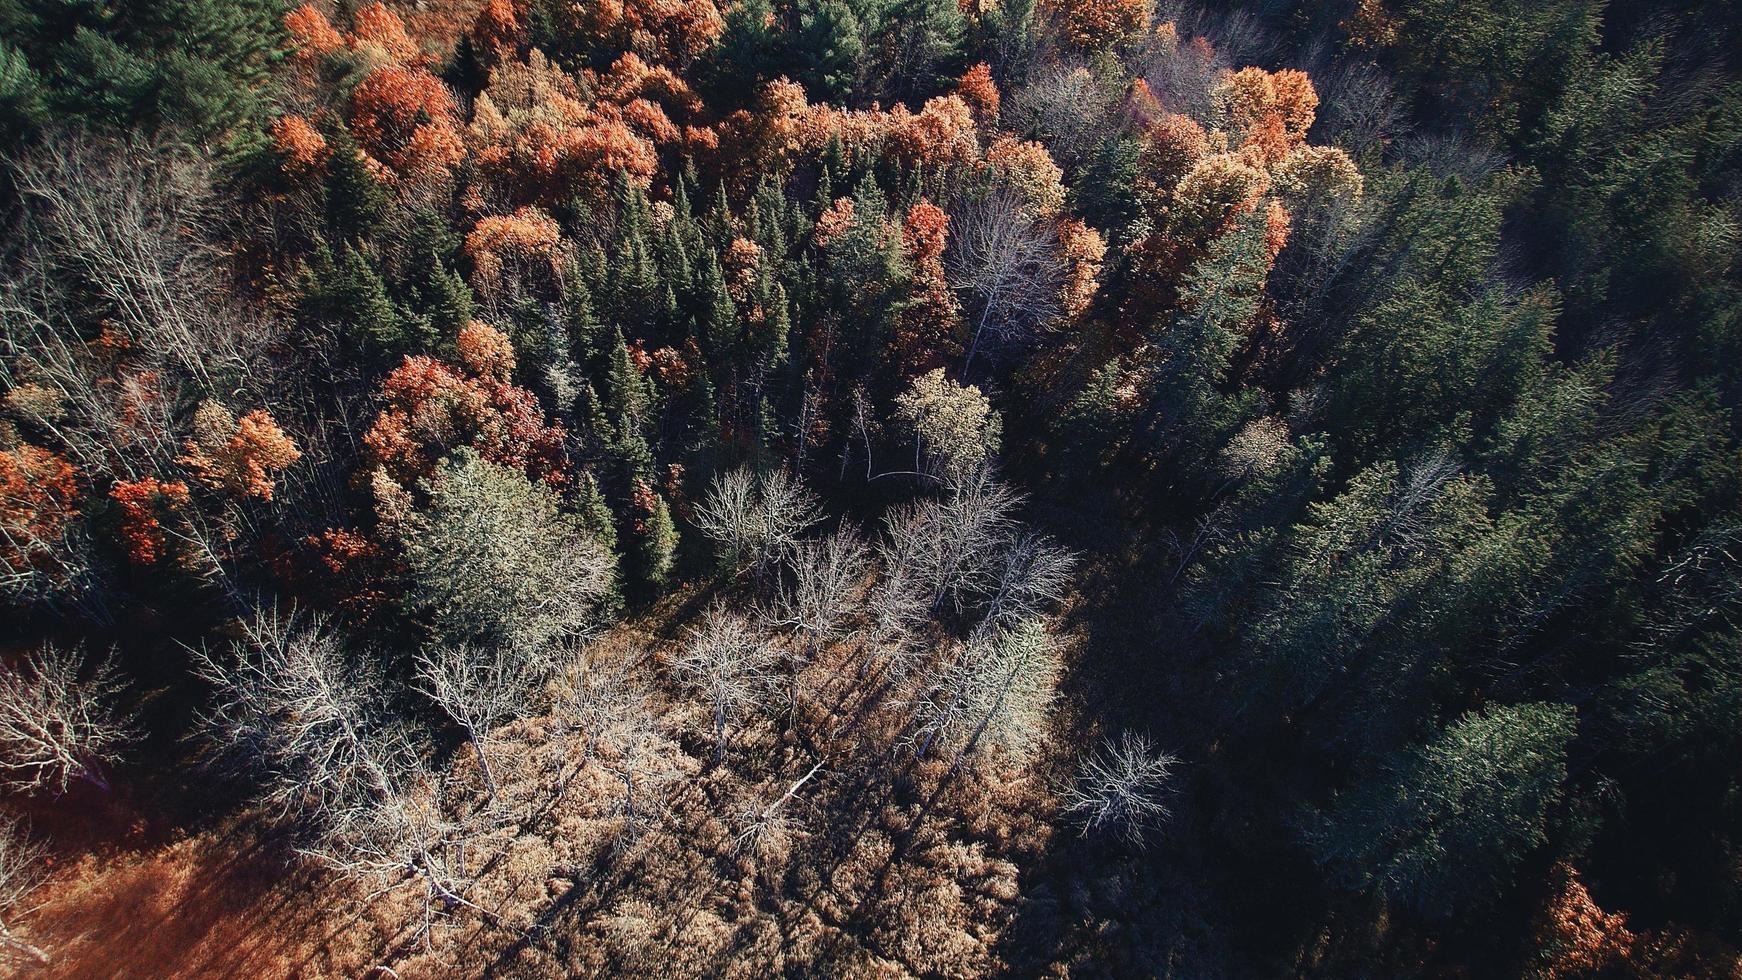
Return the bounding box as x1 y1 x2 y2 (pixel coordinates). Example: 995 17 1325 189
7 131 264 393
302 760 504 951
691 466 822 578
1060 732 1178 848
984 531 1077 629
0 643 134 795
0 133 275 485
876 473 1021 623
415 643 551 799
732 760 825 858
0 818 49 967
947 188 1065 372
198 608 505 947
668 604 778 763
549 648 674 833
762 526 870 659
193 606 401 830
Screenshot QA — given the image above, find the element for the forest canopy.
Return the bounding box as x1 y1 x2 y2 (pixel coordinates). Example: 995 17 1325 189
0 0 1738 975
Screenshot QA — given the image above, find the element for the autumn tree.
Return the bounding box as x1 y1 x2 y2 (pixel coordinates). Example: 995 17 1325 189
176 401 301 501
347 64 465 178
890 367 1002 485
361 326 568 492
0 443 85 608
1529 863 1637 979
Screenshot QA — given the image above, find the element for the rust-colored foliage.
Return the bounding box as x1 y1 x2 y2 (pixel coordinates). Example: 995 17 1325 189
288 527 393 618
713 78 810 182
629 478 659 534
109 477 190 566
723 237 762 306
1533 864 1636 979
349 2 422 64
348 65 466 177
1212 67 1319 147
813 196 857 250
361 354 566 490
597 52 704 117
285 3 344 59
469 0 524 55
455 320 517 381
902 199 950 266
1042 0 1152 49
886 95 981 172
178 403 303 502
1237 111 1294 170
465 206 566 298
270 115 329 180
0 443 81 577
957 63 1000 127
1134 112 1210 214
1123 77 1163 130
894 200 963 376
1057 218 1107 319
468 51 663 206
984 137 1066 217
558 0 725 65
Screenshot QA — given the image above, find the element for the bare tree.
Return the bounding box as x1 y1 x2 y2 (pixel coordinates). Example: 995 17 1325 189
876 473 1022 621
303 761 504 950
763 526 870 658
1317 61 1407 156
668 604 779 762
554 648 648 770
692 466 822 577
984 531 1077 629
948 189 1065 371
0 133 276 490
1060 732 1178 848
0 643 134 795
901 619 1060 762
863 542 934 680
1005 64 1120 171
198 608 504 947
415 643 550 799
554 647 682 836
193 607 402 831
7 131 265 391
0 818 49 967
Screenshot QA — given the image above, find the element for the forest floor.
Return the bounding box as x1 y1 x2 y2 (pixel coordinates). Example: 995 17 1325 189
13 596 1116 979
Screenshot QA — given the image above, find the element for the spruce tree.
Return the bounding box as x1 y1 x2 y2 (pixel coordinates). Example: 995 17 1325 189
1307 702 1577 921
